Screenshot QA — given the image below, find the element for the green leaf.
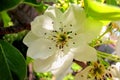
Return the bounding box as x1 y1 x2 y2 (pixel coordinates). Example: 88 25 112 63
0 0 23 12
106 0 117 6
0 11 13 27
0 40 26 80
71 63 82 72
24 0 41 6
23 0 57 6
84 0 120 20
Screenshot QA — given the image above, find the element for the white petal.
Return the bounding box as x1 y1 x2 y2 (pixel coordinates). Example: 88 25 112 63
23 31 39 47
75 66 92 80
33 53 56 72
44 6 63 21
31 15 54 37
27 38 56 59
110 62 120 78
64 4 103 41
33 51 73 80
71 45 97 61
116 37 120 57
63 4 86 32
51 52 73 80
44 6 65 31
68 34 89 49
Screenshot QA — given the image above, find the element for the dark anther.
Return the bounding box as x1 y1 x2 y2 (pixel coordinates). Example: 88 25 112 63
70 24 72 26
73 42 75 44
49 47 51 49
44 33 47 35
81 75 84 77
52 22 54 24
75 33 77 35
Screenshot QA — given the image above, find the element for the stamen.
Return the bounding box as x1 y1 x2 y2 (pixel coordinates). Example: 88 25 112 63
73 42 75 44
67 31 72 34
60 22 62 24
52 22 54 24
105 73 109 77
53 35 57 38
49 47 51 49
44 33 47 35
52 30 58 33
109 73 112 78
75 33 77 35
81 75 84 77
58 27 64 32
70 24 72 27
68 36 72 39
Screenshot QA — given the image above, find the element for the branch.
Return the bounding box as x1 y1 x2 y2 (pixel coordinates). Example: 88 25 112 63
73 59 87 69
0 23 31 35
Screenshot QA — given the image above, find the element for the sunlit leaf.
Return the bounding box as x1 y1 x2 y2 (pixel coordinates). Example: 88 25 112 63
0 0 23 12
84 0 120 20
0 40 26 80
71 63 82 72
0 11 13 27
106 0 117 6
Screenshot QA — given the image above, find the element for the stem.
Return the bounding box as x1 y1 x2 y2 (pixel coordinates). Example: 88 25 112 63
97 51 120 62
97 23 112 40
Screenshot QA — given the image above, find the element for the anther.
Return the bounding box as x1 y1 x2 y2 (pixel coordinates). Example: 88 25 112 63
73 42 75 44
70 24 72 27
60 22 62 24
53 35 57 38
49 47 51 49
81 75 84 77
44 33 47 35
64 25 66 27
68 36 72 39
75 33 77 35
58 28 63 32
52 22 54 24
105 73 109 77
67 31 72 34
109 73 112 78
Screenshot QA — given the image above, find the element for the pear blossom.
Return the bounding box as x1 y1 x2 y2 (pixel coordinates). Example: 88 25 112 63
110 21 120 56
116 36 120 57
75 62 113 80
23 4 103 79
108 62 120 80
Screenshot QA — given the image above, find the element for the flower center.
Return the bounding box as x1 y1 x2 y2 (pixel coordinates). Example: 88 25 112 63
58 34 67 42
44 22 77 51
88 62 112 80
51 29 73 49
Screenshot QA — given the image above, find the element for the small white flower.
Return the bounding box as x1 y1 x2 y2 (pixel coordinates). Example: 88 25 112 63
23 4 103 79
108 62 120 80
116 37 120 57
75 62 112 80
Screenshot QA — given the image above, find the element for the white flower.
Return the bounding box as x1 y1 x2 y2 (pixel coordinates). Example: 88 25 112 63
110 21 120 57
116 37 120 57
108 62 120 80
23 4 103 79
75 62 112 80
